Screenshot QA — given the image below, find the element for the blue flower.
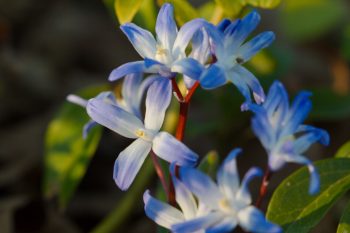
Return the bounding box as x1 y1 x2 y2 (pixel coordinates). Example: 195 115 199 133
171 149 282 233
245 81 330 194
144 164 209 232
67 73 157 138
192 11 275 105
86 78 198 190
108 3 207 81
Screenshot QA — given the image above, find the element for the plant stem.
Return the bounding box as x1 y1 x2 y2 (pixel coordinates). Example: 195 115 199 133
255 167 272 208
150 150 169 198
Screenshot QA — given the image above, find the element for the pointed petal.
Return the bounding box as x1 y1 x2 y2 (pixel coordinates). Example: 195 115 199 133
82 120 98 139
156 3 178 51
179 166 223 209
122 73 142 116
238 31 275 62
217 18 232 32
170 164 197 219
206 216 237 233
296 125 330 146
231 65 265 104
191 28 210 64
137 75 163 106
153 132 198 167
171 212 223 233
173 19 207 59
120 23 157 58
172 58 204 81
199 64 227 89
109 61 146 82
226 70 252 104
67 94 88 107
144 190 185 229
144 58 173 77
236 167 263 205
144 79 172 131
217 148 241 199
294 127 330 154
114 138 152 190
238 206 282 233
87 98 144 138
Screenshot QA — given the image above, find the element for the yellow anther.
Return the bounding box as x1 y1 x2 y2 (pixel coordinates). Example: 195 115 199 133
219 199 232 214
135 129 145 138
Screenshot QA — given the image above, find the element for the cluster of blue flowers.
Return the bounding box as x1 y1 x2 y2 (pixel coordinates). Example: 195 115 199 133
68 3 329 233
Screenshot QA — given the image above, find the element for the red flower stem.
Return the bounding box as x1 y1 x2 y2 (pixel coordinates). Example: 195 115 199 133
255 167 273 208
150 150 169 198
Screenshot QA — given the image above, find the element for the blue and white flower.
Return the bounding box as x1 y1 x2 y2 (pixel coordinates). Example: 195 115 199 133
183 11 275 105
108 3 207 81
245 81 330 194
172 149 282 233
144 164 209 233
86 78 198 190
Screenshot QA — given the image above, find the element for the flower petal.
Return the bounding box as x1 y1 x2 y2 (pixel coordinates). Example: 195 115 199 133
235 167 263 205
171 212 223 233
172 58 204 81
153 132 198 167
109 61 146 82
238 31 275 62
67 94 88 107
120 23 157 58
173 18 207 59
294 127 330 154
156 3 178 51
226 70 252 104
122 73 142 117
170 163 198 219
144 58 173 77
113 138 152 190
238 206 282 233
206 216 237 233
217 18 232 32
144 190 185 229
87 98 144 138
199 64 227 89
144 79 172 131
82 120 98 139
217 148 241 199
179 166 223 209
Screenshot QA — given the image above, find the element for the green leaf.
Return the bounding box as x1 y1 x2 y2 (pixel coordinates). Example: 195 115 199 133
335 141 350 158
337 200 350 233
310 88 350 120
267 158 350 233
280 0 347 42
341 25 350 62
115 0 145 24
245 0 281 8
198 150 220 178
134 0 157 31
158 0 198 25
214 0 244 17
43 85 107 209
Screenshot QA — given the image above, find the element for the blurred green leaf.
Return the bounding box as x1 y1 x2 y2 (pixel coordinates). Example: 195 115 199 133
245 0 281 8
43 85 107 209
341 25 350 62
280 0 347 42
198 2 216 21
158 0 198 25
214 0 244 17
198 150 220 178
335 141 350 158
267 158 350 233
310 88 350 120
115 0 145 24
134 0 157 31
337 201 350 233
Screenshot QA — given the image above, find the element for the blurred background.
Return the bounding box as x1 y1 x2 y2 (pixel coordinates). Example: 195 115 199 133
1 0 350 232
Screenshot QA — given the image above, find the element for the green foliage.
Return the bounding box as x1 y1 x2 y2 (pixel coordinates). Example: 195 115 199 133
341 25 350 62
115 0 145 24
267 158 350 233
335 141 350 158
214 0 244 18
245 0 281 8
280 0 347 42
310 88 350 120
337 201 350 233
43 85 107 209
134 0 157 31
198 150 220 178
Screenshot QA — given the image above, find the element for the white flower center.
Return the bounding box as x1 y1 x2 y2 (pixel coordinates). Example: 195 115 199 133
218 198 232 214
135 129 155 142
155 45 172 65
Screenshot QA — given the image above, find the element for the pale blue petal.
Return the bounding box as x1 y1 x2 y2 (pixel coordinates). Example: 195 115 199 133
144 58 173 77
191 28 210 64
296 125 330 146
294 128 330 154
144 190 185 229
170 163 197 219
217 148 241 199
173 18 207 59
203 23 225 59
152 132 198 167
172 58 204 81
67 94 88 107
113 138 152 190
156 3 178 51
232 65 265 104
205 216 237 233
199 64 227 89
144 79 172 131
238 31 275 62
238 206 282 233
87 98 144 138
94 91 117 104
109 61 145 81
226 70 252 104
137 75 163 107
236 167 263 205
172 212 223 233
120 23 156 58
179 166 223 209
82 120 98 139
183 75 197 89
122 73 142 116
